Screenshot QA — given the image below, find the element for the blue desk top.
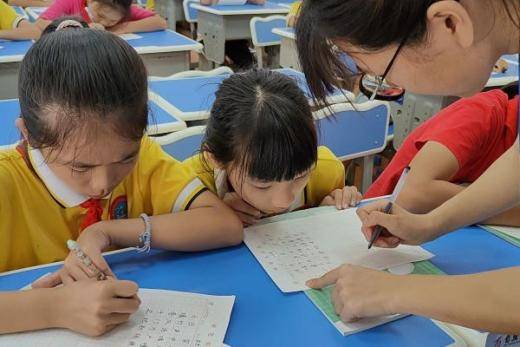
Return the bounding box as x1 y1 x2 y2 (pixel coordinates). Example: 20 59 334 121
191 2 289 15
122 30 202 53
0 39 33 63
1 222 514 345
0 99 186 144
148 68 350 121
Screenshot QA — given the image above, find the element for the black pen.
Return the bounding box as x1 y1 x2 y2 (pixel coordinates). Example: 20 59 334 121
368 166 410 249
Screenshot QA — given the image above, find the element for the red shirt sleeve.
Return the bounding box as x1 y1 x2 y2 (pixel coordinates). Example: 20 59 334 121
129 5 155 20
40 0 77 20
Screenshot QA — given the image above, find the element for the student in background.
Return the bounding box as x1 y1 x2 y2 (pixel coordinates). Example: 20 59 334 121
184 69 362 226
200 0 265 69
0 0 40 40
365 88 519 226
286 1 300 27
36 0 167 34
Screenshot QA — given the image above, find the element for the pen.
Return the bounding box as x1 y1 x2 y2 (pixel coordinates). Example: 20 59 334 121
67 239 107 280
368 166 410 249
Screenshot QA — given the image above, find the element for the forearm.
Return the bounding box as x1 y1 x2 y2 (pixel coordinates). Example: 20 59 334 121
393 267 520 334
101 208 243 252
113 16 167 34
0 24 40 40
0 289 61 334
429 140 520 236
9 0 51 6
482 203 520 226
397 181 464 214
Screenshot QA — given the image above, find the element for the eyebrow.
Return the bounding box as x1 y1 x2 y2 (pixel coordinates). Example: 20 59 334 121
62 149 140 168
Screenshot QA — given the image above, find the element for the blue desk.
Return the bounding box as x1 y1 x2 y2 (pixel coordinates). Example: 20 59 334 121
0 99 21 148
191 2 289 65
148 68 352 121
121 30 203 76
0 98 186 146
2 221 514 345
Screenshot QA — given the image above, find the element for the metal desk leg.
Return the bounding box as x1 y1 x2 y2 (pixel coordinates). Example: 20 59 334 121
279 36 300 70
361 154 375 194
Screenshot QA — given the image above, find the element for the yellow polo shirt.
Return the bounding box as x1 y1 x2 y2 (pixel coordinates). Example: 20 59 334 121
183 146 345 210
0 0 24 30
0 136 206 272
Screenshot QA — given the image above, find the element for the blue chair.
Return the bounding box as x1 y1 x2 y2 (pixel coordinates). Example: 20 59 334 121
0 99 22 150
183 0 200 38
314 101 390 193
250 15 287 68
153 126 206 161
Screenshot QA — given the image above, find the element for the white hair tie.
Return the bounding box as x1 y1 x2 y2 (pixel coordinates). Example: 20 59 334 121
56 19 83 31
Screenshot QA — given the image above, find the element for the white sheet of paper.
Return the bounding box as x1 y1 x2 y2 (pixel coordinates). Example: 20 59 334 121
217 0 247 5
244 208 434 292
118 33 142 41
0 289 235 347
485 225 520 239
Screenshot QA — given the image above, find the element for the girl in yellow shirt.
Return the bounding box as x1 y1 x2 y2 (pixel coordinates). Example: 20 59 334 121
184 69 362 226
0 18 241 336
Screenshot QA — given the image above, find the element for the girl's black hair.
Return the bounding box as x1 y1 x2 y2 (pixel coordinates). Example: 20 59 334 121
94 0 133 17
18 19 148 150
202 69 317 182
296 0 520 106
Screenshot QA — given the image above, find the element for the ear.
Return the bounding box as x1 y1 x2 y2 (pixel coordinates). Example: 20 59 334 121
15 118 30 142
426 0 474 48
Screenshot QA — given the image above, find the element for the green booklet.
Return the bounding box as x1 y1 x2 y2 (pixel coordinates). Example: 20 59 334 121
305 260 445 336
480 225 520 247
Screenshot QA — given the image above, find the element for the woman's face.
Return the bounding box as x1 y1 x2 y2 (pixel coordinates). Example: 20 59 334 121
336 1 504 97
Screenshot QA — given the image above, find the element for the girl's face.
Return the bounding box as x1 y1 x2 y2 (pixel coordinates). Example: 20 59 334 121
42 131 140 199
227 166 312 215
87 0 125 28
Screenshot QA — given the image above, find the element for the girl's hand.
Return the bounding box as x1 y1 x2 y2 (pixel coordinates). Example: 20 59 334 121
356 200 439 248
89 23 105 31
320 186 362 210
223 192 262 226
306 264 401 322
55 279 141 336
32 222 115 287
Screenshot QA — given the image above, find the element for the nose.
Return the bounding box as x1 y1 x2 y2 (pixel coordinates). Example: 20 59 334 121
90 167 113 198
271 187 296 210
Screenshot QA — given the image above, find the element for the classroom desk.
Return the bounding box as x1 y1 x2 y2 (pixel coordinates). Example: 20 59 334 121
148 68 351 121
272 27 299 70
154 0 184 30
0 98 186 148
191 2 289 65
25 6 46 21
1 205 517 346
0 39 33 99
121 30 203 76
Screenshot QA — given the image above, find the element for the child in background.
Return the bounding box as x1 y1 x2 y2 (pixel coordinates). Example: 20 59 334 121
36 0 167 34
365 88 519 226
184 69 362 226
0 0 40 40
286 0 300 27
